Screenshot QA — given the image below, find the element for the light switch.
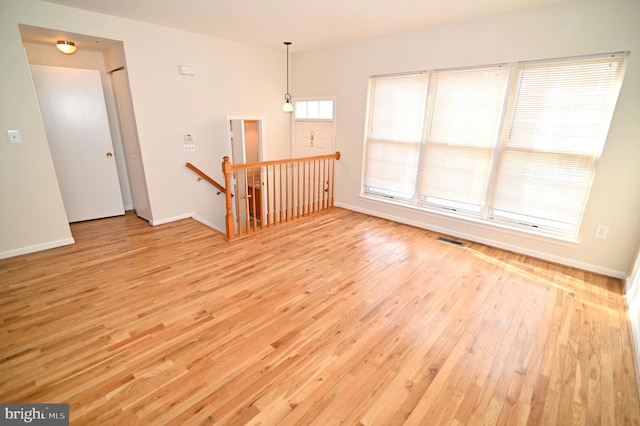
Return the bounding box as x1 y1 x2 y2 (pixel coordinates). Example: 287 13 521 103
180 66 195 76
594 224 609 239
7 130 21 144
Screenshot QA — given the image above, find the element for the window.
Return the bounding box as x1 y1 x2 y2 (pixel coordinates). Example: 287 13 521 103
363 53 627 238
295 99 334 120
364 74 427 198
418 66 508 213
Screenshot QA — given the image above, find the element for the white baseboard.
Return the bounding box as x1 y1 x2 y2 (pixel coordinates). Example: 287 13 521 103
150 212 225 234
335 202 626 279
0 237 75 260
192 214 225 234
150 213 194 226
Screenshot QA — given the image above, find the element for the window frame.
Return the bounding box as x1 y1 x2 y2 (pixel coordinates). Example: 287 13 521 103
361 52 628 240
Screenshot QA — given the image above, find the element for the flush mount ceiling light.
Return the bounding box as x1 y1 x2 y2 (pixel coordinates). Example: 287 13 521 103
282 42 293 112
56 40 77 54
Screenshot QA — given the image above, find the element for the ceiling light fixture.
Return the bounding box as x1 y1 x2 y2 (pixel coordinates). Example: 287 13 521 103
56 40 77 55
282 42 293 112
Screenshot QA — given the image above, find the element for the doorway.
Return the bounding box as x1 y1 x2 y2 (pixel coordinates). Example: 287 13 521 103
227 116 265 232
109 67 152 221
20 25 152 223
292 99 336 206
292 98 336 157
229 118 262 165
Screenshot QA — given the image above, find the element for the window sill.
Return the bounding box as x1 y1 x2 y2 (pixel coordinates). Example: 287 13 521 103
358 193 580 247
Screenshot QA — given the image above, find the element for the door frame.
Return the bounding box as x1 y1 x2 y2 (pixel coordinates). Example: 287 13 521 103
109 67 152 221
226 115 265 163
226 115 266 232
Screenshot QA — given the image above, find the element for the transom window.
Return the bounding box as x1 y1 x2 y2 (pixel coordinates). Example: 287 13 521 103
363 53 627 238
295 99 334 120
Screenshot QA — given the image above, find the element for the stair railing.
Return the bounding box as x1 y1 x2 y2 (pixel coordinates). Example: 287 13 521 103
185 162 228 195
222 152 341 240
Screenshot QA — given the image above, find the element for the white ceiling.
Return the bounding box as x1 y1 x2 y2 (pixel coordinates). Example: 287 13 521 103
42 0 572 53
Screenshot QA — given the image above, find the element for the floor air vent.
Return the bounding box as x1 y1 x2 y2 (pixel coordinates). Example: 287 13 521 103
436 236 464 247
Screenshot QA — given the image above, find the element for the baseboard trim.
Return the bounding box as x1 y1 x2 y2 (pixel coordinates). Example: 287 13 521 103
336 202 626 279
192 214 225 234
0 237 75 260
150 212 225 235
150 213 194 226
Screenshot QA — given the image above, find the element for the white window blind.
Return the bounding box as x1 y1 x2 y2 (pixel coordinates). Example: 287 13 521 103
418 66 508 212
364 73 428 198
489 55 627 234
362 53 627 238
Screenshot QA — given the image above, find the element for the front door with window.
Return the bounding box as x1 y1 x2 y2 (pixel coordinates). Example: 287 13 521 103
292 98 335 158
293 99 335 212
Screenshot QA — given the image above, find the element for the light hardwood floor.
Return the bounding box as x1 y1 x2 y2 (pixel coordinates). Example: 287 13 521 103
1 209 638 425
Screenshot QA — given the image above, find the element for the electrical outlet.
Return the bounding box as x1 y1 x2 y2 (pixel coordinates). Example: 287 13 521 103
184 144 195 152
7 130 21 144
594 224 608 239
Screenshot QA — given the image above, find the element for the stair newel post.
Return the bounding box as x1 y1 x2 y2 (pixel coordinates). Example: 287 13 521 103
222 156 235 240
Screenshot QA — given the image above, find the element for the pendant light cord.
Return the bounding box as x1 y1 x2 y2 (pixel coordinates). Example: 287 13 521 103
284 42 292 102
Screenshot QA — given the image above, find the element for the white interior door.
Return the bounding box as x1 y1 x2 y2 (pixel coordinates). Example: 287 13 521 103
110 68 152 221
30 65 125 222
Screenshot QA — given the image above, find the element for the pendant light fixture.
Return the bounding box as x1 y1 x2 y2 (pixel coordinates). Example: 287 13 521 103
56 40 77 54
282 42 293 112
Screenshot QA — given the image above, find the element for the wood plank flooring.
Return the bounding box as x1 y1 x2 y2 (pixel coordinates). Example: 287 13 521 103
1 208 638 425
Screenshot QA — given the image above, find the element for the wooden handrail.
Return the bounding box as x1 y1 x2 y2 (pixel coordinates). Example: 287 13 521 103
185 162 227 195
222 151 341 241
226 151 341 171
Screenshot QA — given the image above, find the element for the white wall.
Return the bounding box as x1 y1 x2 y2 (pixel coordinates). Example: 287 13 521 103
0 2 73 257
294 0 640 277
0 0 292 257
